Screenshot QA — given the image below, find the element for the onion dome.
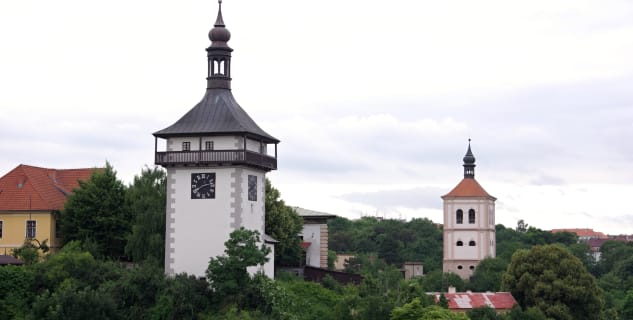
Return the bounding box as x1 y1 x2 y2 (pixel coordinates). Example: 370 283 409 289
209 0 231 46
463 139 476 178
463 139 476 164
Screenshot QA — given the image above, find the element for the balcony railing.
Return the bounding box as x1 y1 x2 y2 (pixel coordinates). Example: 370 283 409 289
155 150 277 170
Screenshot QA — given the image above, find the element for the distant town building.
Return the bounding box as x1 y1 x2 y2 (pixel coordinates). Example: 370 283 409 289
551 228 609 261
608 234 633 242
402 261 424 279
0 164 96 254
153 2 279 278
432 287 517 314
334 253 356 271
551 228 608 241
294 207 336 268
442 141 496 279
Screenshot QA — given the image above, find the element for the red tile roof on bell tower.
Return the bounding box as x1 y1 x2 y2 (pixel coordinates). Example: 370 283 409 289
442 178 496 200
442 141 496 200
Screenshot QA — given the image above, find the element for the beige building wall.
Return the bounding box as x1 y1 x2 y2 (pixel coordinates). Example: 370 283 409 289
443 197 496 279
0 211 58 255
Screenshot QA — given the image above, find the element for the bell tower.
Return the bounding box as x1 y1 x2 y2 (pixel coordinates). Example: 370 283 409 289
153 1 279 277
442 140 496 279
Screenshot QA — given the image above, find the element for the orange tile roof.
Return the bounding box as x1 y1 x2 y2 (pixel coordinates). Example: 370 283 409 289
442 178 496 200
550 228 608 239
0 164 96 211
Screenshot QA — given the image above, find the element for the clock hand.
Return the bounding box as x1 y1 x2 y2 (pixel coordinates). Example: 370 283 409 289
193 183 212 193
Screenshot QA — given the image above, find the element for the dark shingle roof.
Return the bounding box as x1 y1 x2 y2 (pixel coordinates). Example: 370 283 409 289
153 89 279 143
0 255 24 265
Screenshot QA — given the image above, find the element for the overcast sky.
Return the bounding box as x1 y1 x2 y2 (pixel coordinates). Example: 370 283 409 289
1 0 632 234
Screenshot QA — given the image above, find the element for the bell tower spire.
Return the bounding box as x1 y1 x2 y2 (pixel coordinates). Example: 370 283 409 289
463 139 476 178
206 0 233 90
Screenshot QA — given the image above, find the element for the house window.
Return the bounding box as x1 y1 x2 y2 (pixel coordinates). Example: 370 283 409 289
26 220 36 239
456 241 463 246
0 221 3 238
469 240 476 246
205 141 214 150
457 265 463 270
468 209 475 224
55 219 60 238
182 141 191 151
456 209 463 224
469 265 475 270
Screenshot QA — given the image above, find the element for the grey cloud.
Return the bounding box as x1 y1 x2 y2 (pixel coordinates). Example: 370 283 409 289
339 186 446 210
529 173 566 186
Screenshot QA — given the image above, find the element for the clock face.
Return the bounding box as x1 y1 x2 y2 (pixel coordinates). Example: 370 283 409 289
248 175 257 201
191 173 215 199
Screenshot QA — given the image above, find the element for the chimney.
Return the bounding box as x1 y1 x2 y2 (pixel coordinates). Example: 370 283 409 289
448 286 456 294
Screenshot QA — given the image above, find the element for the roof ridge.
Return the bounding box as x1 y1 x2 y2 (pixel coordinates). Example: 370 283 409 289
21 165 56 209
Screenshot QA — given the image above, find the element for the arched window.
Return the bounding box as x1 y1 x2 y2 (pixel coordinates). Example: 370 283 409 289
456 209 463 224
468 209 475 224
469 265 475 270
469 240 476 246
456 241 463 246
457 265 463 270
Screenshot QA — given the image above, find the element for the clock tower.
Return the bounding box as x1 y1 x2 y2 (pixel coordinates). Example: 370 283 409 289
442 141 496 279
153 1 279 277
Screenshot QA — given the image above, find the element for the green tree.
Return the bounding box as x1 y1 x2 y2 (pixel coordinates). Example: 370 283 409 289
124 166 166 265
149 274 212 319
60 163 130 259
0 265 35 319
12 238 49 265
501 244 604 320
390 297 427 320
516 219 529 233
421 270 465 292
264 179 303 266
100 261 168 318
28 278 120 320
30 241 120 292
206 228 271 300
391 300 468 320
567 242 595 273
505 305 550 320
469 257 507 292
621 289 633 320
467 306 502 320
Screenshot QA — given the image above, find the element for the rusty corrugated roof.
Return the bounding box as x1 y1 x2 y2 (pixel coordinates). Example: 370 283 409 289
434 292 517 310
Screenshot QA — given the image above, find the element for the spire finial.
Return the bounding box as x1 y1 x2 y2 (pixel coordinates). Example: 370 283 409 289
209 0 230 43
215 0 225 27
463 139 476 178
207 0 233 90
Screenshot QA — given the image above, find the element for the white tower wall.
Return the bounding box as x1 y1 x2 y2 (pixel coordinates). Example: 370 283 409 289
164 136 272 278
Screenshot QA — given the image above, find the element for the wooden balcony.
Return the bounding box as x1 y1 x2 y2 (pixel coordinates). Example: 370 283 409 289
155 150 277 171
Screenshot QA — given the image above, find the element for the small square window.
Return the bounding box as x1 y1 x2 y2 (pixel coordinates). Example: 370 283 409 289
26 220 36 239
182 142 191 151
205 141 214 150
